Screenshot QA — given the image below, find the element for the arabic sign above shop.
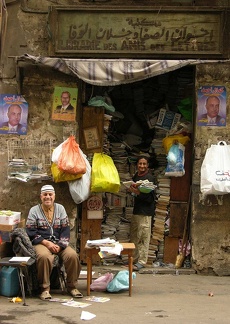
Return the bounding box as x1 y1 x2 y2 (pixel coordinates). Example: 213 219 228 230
48 7 228 58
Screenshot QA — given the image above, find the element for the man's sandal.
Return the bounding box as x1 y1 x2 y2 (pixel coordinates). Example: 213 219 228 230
122 262 145 271
40 290 52 301
68 288 83 298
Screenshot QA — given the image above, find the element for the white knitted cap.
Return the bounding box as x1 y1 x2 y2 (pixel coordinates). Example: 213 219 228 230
41 185 55 193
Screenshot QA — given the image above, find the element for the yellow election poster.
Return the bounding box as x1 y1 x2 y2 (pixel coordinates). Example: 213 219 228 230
52 86 78 121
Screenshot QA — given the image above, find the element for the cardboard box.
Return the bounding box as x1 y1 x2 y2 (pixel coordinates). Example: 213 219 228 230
0 219 25 242
0 211 21 225
146 109 160 129
155 108 181 130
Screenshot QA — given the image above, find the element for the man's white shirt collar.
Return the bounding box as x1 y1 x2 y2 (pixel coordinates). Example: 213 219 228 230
207 116 216 124
8 124 17 131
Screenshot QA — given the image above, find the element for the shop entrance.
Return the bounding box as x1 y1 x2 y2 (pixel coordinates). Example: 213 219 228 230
80 65 195 267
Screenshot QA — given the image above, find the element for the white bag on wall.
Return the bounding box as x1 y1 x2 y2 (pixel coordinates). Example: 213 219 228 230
68 156 91 204
200 141 230 195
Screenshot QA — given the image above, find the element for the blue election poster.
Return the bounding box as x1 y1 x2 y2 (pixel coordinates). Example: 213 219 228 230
197 86 226 127
0 94 28 135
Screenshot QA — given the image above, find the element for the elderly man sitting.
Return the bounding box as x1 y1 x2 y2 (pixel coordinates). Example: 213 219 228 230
26 184 82 300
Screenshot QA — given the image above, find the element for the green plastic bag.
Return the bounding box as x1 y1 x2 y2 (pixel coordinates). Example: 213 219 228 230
88 96 115 112
91 153 120 193
177 98 193 122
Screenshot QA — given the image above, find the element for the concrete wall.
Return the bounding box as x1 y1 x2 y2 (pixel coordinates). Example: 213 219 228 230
0 63 80 248
192 63 230 275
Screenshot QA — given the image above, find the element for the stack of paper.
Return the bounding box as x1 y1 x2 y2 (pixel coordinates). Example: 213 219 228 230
86 238 116 247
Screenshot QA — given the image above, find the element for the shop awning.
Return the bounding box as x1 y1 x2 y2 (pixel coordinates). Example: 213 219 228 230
18 54 229 86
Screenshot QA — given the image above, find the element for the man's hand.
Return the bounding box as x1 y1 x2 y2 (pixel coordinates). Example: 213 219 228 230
129 184 140 195
42 240 61 254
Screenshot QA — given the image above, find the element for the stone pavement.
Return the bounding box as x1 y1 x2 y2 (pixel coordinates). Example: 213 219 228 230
1 265 230 324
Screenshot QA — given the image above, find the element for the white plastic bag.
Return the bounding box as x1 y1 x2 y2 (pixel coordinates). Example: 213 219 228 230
68 155 91 204
52 140 66 164
201 141 230 195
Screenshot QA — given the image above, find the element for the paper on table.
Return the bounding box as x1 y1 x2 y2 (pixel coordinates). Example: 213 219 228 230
9 257 31 262
86 238 116 246
99 243 123 256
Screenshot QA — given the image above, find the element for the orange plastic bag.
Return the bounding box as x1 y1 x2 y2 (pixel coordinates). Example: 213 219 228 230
58 136 86 175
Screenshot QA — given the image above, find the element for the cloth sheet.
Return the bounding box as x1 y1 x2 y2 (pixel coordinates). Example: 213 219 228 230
18 54 230 86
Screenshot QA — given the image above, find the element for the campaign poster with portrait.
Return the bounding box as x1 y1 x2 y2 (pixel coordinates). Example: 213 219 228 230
52 86 78 121
0 94 28 135
197 86 226 127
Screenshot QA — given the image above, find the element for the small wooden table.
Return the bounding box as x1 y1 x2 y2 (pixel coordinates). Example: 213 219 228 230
85 242 135 297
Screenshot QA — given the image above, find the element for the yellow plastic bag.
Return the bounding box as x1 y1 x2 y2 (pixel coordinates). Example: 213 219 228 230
51 163 83 183
163 135 190 153
91 153 120 193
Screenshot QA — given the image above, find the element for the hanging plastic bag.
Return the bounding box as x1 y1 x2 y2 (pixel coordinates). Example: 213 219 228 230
177 97 193 122
68 156 92 204
165 142 185 177
57 136 86 175
88 96 115 112
90 272 114 292
201 141 230 195
51 163 83 183
106 270 136 293
52 140 66 164
163 134 190 154
91 153 120 193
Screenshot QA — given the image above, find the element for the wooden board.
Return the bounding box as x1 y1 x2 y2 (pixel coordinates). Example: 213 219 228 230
80 201 102 265
79 106 104 264
169 202 188 238
80 106 104 155
163 236 179 264
48 8 227 59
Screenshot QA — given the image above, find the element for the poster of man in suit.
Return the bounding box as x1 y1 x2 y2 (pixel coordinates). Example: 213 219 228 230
197 86 226 127
52 86 78 121
0 94 28 135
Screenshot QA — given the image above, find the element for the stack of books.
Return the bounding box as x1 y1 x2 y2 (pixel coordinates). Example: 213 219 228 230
103 114 113 155
147 175 171 264
150 128 168 167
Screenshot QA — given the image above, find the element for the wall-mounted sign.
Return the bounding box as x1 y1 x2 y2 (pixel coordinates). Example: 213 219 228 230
48 7 228 58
